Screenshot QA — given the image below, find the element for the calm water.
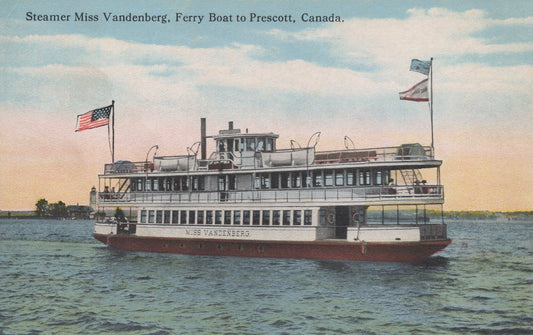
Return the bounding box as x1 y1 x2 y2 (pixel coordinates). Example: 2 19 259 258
0 219 531 334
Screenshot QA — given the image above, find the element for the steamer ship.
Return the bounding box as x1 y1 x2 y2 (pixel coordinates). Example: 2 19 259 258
93 118 451 262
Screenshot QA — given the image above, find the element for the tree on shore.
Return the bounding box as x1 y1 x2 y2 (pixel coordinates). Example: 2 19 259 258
35 198 48 217
49 201 67 218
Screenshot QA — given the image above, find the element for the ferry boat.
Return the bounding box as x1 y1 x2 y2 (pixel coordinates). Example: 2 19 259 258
93 118 451 262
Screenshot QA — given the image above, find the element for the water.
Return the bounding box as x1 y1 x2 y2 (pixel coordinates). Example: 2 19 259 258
0 219 531 334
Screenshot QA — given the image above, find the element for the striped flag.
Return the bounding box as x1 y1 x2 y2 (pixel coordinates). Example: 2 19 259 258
399 79 429 102
75 104 112 132
410 59 431 75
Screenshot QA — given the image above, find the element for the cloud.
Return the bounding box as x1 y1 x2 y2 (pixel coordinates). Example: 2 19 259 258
273 7 533 68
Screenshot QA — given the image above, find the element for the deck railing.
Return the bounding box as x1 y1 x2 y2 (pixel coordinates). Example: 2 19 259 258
98 185 443 205
102 144 435 175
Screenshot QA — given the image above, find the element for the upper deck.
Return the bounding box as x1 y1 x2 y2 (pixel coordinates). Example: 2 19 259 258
97 120 443 207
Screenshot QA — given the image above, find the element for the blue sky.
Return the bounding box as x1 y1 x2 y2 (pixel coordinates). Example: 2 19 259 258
0 0 532 210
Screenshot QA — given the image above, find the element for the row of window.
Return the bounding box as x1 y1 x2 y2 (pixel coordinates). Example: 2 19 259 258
255 169 391 189
139 209 313 226
130 168 392 193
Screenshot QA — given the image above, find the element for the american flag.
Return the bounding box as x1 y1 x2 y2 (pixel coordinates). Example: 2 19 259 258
75 105 112 132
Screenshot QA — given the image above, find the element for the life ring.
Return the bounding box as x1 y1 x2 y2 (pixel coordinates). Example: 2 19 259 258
352 213 359 223
326 213 335 225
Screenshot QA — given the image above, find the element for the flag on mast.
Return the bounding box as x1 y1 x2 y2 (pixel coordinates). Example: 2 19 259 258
75 104 113 132
410 59 431 75
399 78 429 102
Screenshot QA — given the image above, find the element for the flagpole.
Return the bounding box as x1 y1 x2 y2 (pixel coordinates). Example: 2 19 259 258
430 58 434 156
111 100 115 163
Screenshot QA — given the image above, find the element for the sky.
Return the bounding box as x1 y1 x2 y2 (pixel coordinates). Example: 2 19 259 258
0 0 532 211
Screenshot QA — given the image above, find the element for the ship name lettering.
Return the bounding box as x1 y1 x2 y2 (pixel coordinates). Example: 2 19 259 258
185 229 201 236
203 229 250 238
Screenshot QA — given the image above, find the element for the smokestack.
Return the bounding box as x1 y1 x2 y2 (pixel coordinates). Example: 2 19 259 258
229 121 233 130
200 118 206 160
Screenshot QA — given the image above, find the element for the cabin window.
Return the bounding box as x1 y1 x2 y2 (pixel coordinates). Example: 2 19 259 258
173 178 180 191
335 170 344 186
153 179 159 191
292 172 301 188
156 210 162 223
324 170 333 186
130 179 136 191
283 210 291 225
271 173 279 189
218 140 226 152
192 176 204 190
243 210 250 225
313 172 323 187
181 177 188 191
224 210 231 225
262 210 270 225
164 210 171 224
359 170 371 185
140 210 147 223
281 173 290 189
304 210 312 225
318 209 326 225
180 210 187 224
266 138 273 152
246 138 255 151
346 170 354 186
293 210 302 225
374 170 390 185
172 210 179 224
256 138 265 151
145 179 152 192
206 210 213 224
148 210 155 223
233 210 241 225
252 210 260 225
166 178 172 191
197 211 204 224
215 210 222 225
261 174 270 189
272 210 281 225
189 211 195 224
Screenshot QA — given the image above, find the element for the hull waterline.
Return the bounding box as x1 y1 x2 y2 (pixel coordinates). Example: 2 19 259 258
94 233 451 263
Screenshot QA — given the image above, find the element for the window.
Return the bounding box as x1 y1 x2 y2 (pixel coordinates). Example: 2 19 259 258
156 210 163 223
346 170 354 186
304 210 312 225
318 209 326 225
262 210 270 225
206 210 213 224
172 210 179 224
180 210 187 224
246 138 255 151
173 178 180 191
281 173 290 189
335 170 344 186
293 210 302 225
283 210 291 225
140 210 147 223
189 211 195 224
359 170 371 185
257 137 265 151
243 210 250 225
197 211 204 224
271 173 279 189
313 172 323 187
192 176 204 190
252 210 260 225
272 210 280 225
324 170 333 186
224 210 231 225
148 210 155 223
292 172 301 188
145 179 152 191
233 210 241 225
266 138 273 151
164 210 171 224
215 210 222 225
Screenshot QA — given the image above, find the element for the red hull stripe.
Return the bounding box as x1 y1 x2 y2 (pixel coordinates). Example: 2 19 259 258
94 234 451 263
